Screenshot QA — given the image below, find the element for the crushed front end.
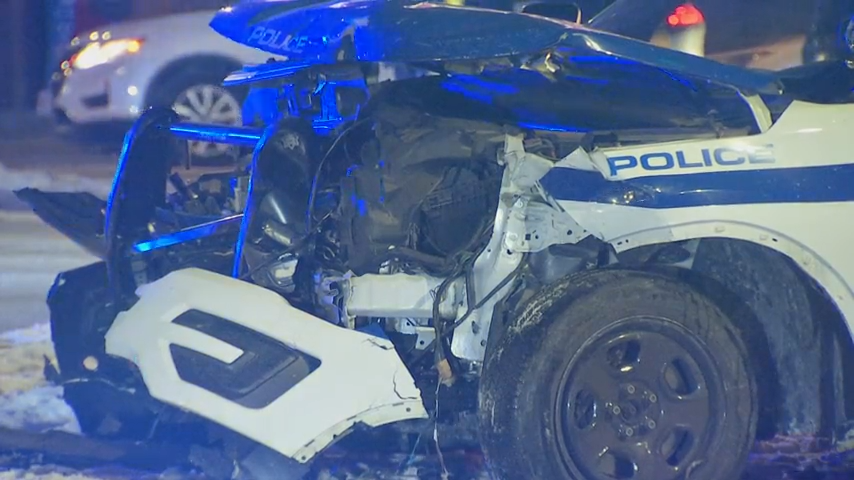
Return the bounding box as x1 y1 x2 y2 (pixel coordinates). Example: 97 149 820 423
42 104 435 478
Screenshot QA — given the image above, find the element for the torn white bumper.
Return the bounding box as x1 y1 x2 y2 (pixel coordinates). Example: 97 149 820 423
105 268 428 463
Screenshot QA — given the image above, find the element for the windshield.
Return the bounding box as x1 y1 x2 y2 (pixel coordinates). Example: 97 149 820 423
590 0 850 71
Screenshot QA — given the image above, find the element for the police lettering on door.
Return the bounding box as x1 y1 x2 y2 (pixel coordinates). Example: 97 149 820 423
607 146 776 176
247 26 311 53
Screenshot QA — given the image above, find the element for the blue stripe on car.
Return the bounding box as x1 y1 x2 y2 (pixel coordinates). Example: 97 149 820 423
539 164 854 208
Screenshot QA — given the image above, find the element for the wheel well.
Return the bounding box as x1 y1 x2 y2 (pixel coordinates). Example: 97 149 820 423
617 237 853 440
793 263 854 438
144 54 244 108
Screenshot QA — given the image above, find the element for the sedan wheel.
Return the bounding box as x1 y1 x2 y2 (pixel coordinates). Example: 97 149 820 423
172 84 242 159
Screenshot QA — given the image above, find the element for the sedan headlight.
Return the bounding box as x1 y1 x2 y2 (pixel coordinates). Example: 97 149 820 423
72 38 144 70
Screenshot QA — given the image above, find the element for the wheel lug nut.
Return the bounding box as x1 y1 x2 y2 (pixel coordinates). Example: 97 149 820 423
625 427 634 437
612 406 621 415
647 419 656 429
649 393 657 403
626 385 635 394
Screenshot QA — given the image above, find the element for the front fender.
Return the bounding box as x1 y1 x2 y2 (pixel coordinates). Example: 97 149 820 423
105 268 428 463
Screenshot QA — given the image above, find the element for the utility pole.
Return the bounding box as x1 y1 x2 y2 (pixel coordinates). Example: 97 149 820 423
9 0 28 112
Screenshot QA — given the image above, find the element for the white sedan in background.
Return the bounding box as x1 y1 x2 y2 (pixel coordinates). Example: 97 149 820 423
38 10 276 161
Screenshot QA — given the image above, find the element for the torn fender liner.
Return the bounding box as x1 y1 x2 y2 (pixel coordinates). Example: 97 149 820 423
104 268 428 462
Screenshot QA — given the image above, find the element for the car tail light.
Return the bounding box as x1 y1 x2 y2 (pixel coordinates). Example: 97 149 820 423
667 3 704 27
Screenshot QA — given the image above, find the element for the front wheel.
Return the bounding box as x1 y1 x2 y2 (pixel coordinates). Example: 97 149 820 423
479 269 757 480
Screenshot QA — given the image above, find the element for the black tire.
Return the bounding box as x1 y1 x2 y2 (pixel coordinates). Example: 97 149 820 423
148 67 247 166
479 268 757 480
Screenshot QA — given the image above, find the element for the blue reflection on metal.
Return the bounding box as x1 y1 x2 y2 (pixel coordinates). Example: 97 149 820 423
446 74 519 94
233 124 279 278
105 112 151 253
170 123 264 147
240 67 368 135
441 74 520 105
517 121 586 132
211 0 574 65
439 73 590 132
441 79 494 104
223 61 314 87
133 215 243 253
564 53 697 91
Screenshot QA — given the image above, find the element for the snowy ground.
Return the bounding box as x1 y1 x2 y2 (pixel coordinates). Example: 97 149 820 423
0 138 108 332
0 323 77 432
0 133 169 478
0 136 108 479
0 137 107 429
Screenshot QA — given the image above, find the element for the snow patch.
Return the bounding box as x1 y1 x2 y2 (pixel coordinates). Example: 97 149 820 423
0 386 79 433
0 163 111 197
0 466 195 480
0 470 106 480
0 323 51 346
0 323 79 434
0 334 55 395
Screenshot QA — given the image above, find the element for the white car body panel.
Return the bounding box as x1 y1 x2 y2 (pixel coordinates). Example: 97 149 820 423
56 10 275 124
442 100 854 361
104 268 428 463
544 101 854 340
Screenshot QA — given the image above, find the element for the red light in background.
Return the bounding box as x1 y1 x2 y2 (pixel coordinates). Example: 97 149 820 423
667 4 704 27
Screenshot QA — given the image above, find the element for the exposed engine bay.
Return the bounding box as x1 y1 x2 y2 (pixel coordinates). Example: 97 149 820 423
137 74 596 378
137 70 751 364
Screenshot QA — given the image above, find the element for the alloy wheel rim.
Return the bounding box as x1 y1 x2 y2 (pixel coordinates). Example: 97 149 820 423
172 84 242 158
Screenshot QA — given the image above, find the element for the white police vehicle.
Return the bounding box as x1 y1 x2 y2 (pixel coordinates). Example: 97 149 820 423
15 1 854 480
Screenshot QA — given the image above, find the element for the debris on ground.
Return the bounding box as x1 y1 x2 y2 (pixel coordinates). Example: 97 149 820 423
3 326 854 479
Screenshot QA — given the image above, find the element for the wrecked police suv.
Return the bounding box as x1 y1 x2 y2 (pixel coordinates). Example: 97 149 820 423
15 0 854 479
